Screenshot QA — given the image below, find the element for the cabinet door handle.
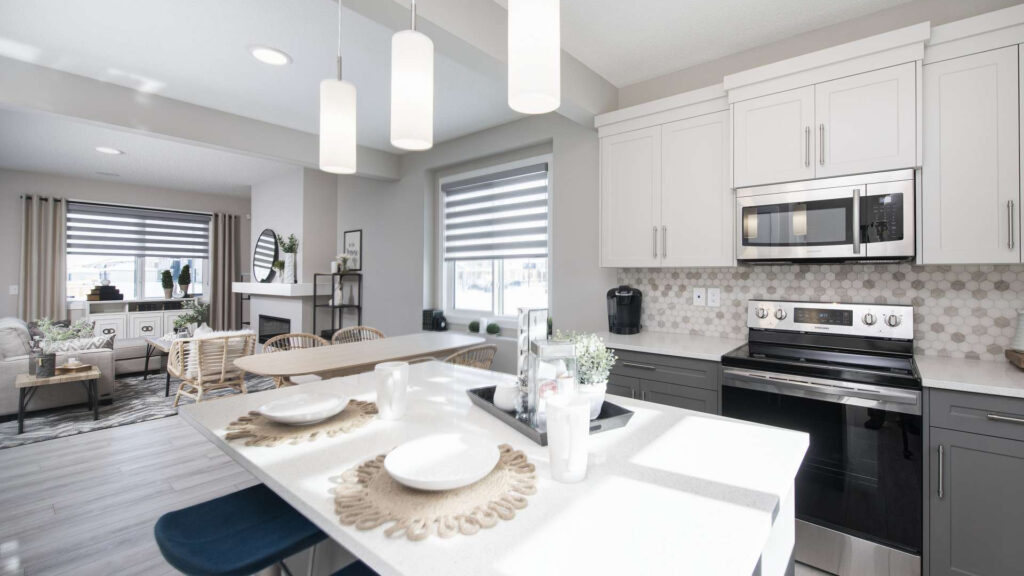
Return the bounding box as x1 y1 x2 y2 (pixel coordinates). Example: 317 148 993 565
937 444 944 500
819 124 825 166
652 226 658 259
804 126 810 167
640 390 646 401
988 413 1024 425
622 362 656 370
662 225 667 258
1008 200 1016 250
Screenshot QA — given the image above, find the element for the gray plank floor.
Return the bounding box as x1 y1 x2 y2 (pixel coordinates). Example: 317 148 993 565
0 415 257 576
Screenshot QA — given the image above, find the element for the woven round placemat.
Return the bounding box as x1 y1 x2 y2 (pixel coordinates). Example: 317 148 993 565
225 400 377 446
330 444 537 541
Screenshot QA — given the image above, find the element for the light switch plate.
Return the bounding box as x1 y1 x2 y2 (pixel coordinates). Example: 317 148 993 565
707 287 721 307
692 287 706 306
8 285 17 296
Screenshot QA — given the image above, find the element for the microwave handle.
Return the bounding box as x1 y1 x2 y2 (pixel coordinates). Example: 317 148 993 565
852 188 861 255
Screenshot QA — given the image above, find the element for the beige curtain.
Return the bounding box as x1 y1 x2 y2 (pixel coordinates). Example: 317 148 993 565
210 213 240 330
19 196 67 321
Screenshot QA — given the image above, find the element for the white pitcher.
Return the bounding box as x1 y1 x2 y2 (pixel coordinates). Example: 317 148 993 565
375 361 409 420
546 394 590 483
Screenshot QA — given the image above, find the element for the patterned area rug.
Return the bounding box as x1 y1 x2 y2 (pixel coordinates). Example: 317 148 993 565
0 373 276 449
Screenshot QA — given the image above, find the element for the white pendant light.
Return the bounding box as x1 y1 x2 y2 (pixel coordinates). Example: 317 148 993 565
507 0 560 114
320 0 357 174
390 0 433 151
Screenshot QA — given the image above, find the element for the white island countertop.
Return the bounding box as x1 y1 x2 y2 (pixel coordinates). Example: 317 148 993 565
180 362 807 576
598 330 746 362
917 355 1024 399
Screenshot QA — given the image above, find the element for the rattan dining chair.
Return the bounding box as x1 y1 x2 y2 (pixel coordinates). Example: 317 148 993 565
262 333 330 388
331 326 386 344
442 344 498 370
169 333 257 407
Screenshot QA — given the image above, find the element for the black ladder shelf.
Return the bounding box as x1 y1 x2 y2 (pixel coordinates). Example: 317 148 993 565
312 272 362 340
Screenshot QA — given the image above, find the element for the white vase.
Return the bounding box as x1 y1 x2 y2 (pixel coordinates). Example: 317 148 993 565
329 261 339 274
578 381 607 420
283 253 296 284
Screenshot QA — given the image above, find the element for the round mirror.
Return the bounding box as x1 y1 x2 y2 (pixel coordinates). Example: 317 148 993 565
252 228 279 283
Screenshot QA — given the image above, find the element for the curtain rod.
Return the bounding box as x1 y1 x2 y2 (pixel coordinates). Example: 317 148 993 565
66 198 214 217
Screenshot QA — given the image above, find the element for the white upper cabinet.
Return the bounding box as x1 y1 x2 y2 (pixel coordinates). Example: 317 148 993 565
733 86 814 188
815 63 917 178
660 111 733 267
923 46 1020 264
732 64 918 187
600 126 661 268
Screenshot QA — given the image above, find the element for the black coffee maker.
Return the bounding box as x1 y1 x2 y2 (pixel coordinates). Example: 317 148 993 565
607 285 642 334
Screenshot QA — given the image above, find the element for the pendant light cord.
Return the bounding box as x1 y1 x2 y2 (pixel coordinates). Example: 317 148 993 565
336 0 343 80
410 0 417 31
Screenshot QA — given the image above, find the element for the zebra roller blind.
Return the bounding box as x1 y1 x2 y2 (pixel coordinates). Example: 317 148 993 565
67 202 211 258
442 162 549 261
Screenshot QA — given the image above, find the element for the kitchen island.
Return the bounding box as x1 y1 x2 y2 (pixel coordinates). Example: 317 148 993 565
179 361 807 576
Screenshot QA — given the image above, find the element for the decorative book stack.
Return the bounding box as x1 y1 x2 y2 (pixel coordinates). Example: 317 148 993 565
86 284 124 301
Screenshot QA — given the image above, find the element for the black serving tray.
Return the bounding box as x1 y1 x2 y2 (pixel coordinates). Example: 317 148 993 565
467 386 634 446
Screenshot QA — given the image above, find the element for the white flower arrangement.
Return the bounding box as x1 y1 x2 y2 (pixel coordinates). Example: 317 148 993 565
556 331 617 387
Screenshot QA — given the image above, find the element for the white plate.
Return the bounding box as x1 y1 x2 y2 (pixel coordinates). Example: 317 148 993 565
259 393 349 426
385 434 500 491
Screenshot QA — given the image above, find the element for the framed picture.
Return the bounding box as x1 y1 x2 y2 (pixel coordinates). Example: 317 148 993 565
343 229 362 271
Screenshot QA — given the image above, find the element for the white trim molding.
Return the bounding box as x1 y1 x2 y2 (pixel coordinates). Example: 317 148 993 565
925 3 1024 65
232 282 314 297
723 22 931 104
595 84 729 136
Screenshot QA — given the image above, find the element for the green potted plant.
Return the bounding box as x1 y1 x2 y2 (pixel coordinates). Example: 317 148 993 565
468 320 480 333
173 300 210 334
557 331 617 419
486 322 501 335
178 264 192 297
160 269 174 299
277 233 299 283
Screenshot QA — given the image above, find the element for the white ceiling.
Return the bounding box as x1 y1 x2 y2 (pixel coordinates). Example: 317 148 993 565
559 0 914 87
0 0 520 154
0 108 296 196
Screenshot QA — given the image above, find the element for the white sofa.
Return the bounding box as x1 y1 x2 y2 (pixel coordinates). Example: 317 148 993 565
0 317 116 417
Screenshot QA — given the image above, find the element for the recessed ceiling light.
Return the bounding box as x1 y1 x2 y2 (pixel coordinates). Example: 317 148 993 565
95 171 120 177
250 46 292 66
95 146 124 155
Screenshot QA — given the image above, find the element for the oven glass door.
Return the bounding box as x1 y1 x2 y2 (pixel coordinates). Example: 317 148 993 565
737 187 859 260
722 384 922 554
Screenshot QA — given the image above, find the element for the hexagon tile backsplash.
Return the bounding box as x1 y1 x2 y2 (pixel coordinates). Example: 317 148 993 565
617 263 1024 361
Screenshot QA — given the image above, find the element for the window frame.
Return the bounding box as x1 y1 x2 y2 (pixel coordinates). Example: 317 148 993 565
437 154 553 328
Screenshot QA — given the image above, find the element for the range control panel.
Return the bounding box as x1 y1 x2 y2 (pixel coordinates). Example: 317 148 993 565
747 300 913 340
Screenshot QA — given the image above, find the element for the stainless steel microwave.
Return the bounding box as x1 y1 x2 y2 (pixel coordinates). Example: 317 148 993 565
735 169 915 262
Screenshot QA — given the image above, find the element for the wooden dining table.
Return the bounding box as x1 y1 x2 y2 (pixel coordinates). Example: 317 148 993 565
179 361 808 576
234 332 486 379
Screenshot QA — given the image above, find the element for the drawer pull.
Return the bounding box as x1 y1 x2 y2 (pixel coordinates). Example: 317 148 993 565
987 413 1024 425
621 362 656 371
937 444 944 500
102 328 115 335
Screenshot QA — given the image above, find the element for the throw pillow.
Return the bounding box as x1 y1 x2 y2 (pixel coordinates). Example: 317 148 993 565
0 317 31 360
45 335 115 353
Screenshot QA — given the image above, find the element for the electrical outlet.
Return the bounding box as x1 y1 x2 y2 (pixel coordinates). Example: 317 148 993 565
692 287 706 307
8 285 17 296
707 287 721 307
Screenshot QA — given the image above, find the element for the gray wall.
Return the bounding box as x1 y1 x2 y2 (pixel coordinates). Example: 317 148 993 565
337 113 616 338
618 0 1024 107
0 168 251 318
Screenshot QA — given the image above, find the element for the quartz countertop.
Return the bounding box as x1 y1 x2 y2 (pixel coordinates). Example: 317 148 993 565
917 355 1024 399
180 361 807 576
597 330 746 362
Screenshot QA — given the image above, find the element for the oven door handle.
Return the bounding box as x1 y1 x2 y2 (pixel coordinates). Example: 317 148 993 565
722 368 921 415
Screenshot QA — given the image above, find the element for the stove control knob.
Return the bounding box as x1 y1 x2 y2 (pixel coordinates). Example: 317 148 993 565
755 307 769 319
885 314 902 328
862 313 876 326
774 308 788 320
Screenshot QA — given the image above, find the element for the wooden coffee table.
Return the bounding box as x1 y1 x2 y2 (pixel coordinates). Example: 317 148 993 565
15 366 101 434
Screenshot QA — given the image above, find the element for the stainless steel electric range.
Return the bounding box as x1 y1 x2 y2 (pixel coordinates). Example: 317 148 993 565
721 300 922 576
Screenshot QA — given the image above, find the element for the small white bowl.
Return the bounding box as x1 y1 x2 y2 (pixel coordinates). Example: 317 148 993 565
385 434 500 491
259 393 348 426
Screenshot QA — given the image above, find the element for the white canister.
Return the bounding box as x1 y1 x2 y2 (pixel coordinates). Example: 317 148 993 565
1011 310 1024 351
375 361 410 420
282 252 296 284
546 394 590 483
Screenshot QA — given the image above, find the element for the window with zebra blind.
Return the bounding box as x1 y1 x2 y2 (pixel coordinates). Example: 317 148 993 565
439 156 550 320
65 202 211 300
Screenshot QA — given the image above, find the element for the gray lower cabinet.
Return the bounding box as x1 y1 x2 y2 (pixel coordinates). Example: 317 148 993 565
607 348 720 414
928 389 1024 576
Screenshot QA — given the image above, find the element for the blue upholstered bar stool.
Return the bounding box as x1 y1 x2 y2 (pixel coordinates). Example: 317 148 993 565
154 484 325 576
332 560 378 576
